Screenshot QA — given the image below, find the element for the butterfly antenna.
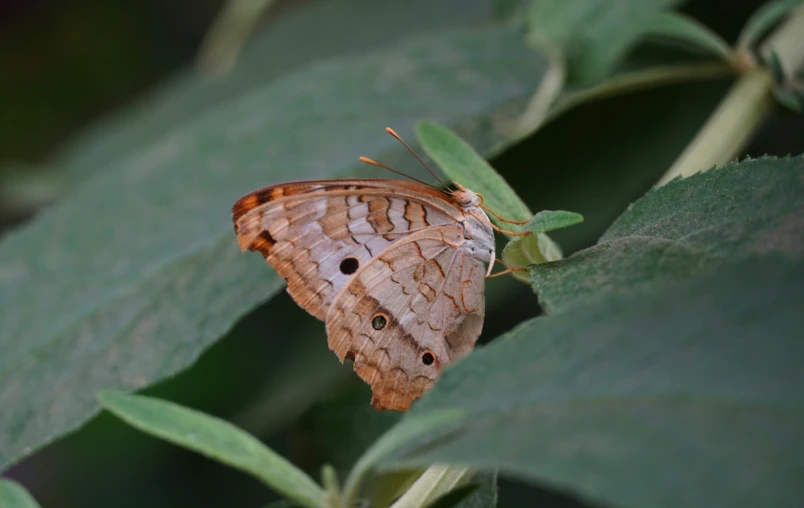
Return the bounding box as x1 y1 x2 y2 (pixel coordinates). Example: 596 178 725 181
385 127 447 188
358 156 433 187
487 257 528 278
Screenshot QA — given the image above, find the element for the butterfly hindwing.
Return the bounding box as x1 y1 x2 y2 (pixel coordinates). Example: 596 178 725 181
324 225 486 411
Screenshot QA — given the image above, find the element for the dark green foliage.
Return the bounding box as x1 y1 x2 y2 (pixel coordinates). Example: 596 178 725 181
383 255 804 507
530 155 804 312
1 0 803 507
0 25 547 472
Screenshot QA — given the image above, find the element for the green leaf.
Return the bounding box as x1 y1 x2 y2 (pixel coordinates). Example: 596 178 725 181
0 479 41 508
3 0 498 210
424 472 497 508
530 155 804 312
491 0 530 22
39 0 499 191
737 0 804 52
643 11 733 60
773 85 804 112
0 25 548 472
415 120 532 223
501 235 559 284
761 49 788 83
524 0 685 84
378 255 804 508
501 210 580 284
321 464 341 503
97 390 325 508
523 210 583 235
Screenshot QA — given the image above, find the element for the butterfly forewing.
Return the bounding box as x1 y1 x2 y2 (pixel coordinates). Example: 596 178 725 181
232 180 463 320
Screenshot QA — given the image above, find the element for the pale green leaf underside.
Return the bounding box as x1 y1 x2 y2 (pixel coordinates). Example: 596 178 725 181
530 155 804 312
379 256 804 508
523 210 583 235
0 479 42 508
415 120 532 223
0 26 547 472
502 236 547 284
97 391 324 508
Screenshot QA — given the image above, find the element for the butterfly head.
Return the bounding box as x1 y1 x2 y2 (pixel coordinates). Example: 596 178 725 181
451 182 482 209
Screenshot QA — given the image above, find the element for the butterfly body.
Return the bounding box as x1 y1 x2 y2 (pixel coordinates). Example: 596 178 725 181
232 178 495 410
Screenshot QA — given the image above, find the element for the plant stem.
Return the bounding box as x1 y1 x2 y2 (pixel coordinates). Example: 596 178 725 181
341 410 465 507
503 47 567 139
658 4 804 185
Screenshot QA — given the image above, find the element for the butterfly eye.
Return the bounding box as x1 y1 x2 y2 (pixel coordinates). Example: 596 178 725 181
421 351 435 365
371 314 388 330
340 257 359 275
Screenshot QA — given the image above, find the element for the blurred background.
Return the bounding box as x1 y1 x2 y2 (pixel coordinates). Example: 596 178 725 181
1 0 802 506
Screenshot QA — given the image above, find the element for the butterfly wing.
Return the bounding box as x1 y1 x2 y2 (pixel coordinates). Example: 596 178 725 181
232 179 463 320
325 225 486 411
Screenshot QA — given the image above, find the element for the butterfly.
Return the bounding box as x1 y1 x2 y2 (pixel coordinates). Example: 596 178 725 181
231 128 527 411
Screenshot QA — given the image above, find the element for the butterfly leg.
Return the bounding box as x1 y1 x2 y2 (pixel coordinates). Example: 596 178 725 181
486 257 528 279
